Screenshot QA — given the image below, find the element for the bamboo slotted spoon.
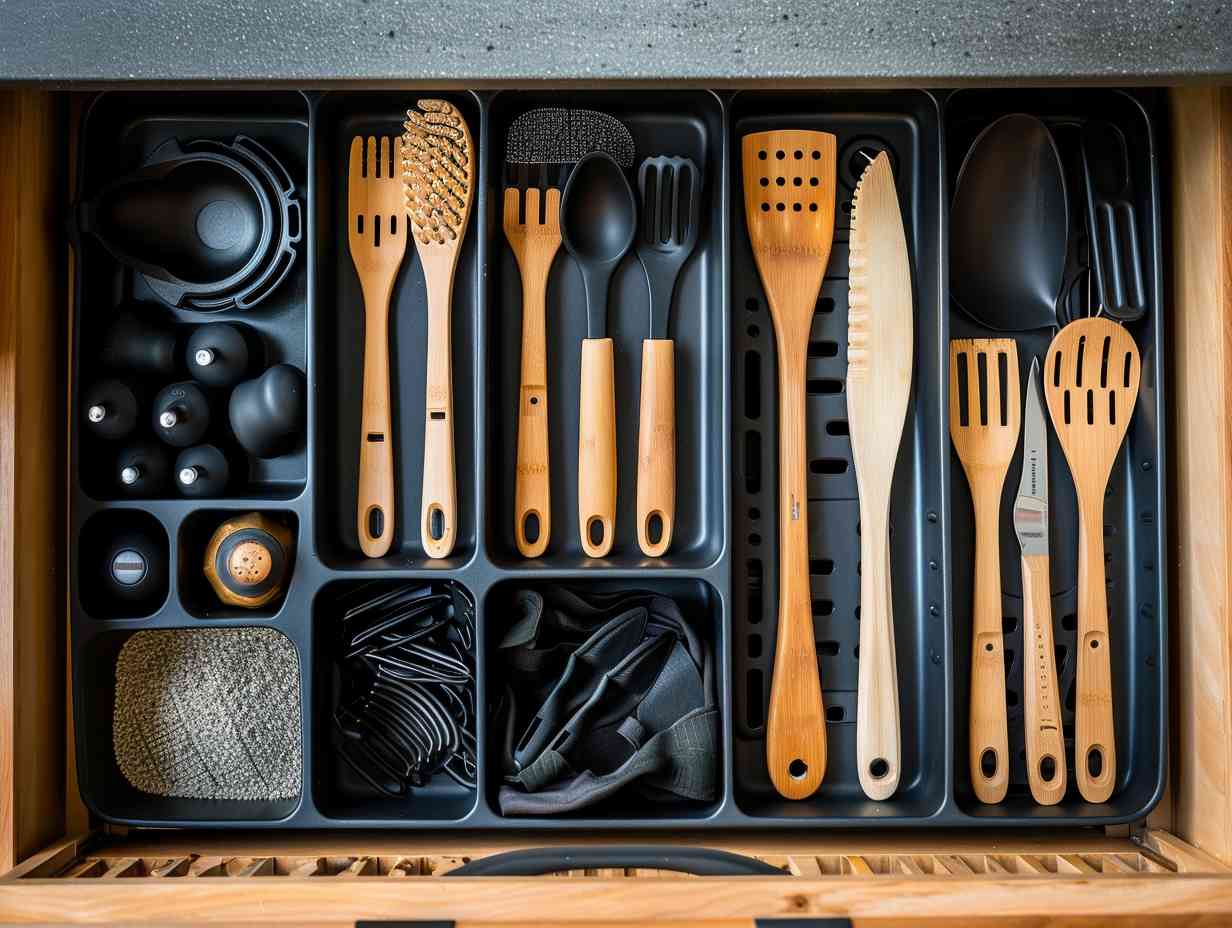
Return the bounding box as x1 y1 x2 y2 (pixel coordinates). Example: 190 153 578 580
349 134 407 559
950 338 1020 804
1044 316 1140 803
742 130 837 799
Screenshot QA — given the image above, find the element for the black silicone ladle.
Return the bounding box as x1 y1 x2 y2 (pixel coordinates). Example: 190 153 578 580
951 113 1069 332
560 151 637 558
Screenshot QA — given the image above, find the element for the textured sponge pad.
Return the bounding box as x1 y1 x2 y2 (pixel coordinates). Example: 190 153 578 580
114 628 302 800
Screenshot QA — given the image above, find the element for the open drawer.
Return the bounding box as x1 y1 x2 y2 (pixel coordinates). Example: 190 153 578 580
1 85 1232 923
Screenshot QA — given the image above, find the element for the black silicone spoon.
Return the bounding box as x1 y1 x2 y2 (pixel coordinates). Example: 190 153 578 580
951 113 1069 332
560 150 638 558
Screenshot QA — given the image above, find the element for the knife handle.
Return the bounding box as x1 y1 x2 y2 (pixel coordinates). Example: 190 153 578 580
1021 551 1067 805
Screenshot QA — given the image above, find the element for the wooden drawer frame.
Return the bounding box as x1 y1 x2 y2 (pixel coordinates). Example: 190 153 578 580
1 85 1230 924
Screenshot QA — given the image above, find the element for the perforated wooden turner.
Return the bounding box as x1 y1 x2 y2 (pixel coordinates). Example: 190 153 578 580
742 129 836 799
950 338 1020 804
1044 316 1140 803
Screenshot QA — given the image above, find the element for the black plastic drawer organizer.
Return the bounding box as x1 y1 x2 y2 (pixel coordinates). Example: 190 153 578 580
68 88 1166 829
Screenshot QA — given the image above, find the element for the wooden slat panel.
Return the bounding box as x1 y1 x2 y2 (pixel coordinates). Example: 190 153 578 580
1171 84 1232 868
0 87 66 874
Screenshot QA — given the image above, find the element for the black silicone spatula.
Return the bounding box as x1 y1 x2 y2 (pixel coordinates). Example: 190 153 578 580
633 155 701 557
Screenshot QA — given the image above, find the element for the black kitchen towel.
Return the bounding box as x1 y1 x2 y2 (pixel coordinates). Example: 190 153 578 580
494 588 717 815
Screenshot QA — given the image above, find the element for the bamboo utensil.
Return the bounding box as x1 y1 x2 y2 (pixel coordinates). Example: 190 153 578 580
742 129 837 799
403 99 476 560
847 151 912 801
634 155 702 558
348 134 407 559
950 338 1020 804
560 151 638 558
1044 316 1140 803
1015 356 1068 805
504 184 562 558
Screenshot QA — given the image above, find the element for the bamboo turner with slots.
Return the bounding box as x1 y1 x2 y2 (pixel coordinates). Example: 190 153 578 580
349 134 408 559
403 100 475 560
950 338 1020 804
1044 317 1140 803
742 130 837 799
503 185 562 558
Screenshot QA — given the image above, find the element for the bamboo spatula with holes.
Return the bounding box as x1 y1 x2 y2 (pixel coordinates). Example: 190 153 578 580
847 151 913 801
403 100 476 560
742 130 836 799
349 134 407 559
950 338 1020 804
1044 316 1140 803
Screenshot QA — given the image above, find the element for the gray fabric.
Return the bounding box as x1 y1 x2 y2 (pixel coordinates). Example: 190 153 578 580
113 627 302 801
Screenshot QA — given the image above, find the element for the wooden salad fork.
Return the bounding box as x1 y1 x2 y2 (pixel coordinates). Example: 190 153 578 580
950 338 1020 804
1044 316 1140 803
348 134 407 559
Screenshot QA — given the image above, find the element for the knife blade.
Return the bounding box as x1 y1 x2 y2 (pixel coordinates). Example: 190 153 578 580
847 150 912 801
1014 356 1067 805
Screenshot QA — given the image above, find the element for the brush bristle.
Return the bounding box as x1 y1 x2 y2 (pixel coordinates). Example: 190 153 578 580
402 99 474 246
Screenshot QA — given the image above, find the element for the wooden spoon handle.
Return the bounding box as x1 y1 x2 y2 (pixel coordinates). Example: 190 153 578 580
1076 500 1116 802
514 261 552 558
357 283 395 559
636 338 675 557
421 277 456 560
766 351 827 798
856 511 901 800
970 482 1010 804
1021 551 1068 805
577 337 617 558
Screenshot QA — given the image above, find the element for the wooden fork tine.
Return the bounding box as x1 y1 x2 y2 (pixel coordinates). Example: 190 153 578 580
543 187 561 231
1003 345 1021 429
524 186 541 226
348 136 365 216
949 343 964 429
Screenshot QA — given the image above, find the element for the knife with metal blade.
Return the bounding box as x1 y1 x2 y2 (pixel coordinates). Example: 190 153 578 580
847 150 913 801
1014 356 1068 805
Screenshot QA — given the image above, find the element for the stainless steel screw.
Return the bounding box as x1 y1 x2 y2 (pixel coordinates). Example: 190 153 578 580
87 404 106 423
120 465 140 485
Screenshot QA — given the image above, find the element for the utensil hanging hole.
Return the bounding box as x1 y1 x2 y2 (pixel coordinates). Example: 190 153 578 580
980 749 998 779
587 517 606 549
427 505 445 542
985 642 994 652
1090 638 1100 649
1086 746 1105 779
1075 335 1086 386
521 511 540 545
645 512 664 547
1039 755 1058 783
869 758 890 780
366 506 384 540
788 759 808 779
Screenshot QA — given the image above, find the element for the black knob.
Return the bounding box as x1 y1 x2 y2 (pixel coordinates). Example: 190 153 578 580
153 381 211 447
115 439 170 496
100 309 177 375
98 529 168 611
186 322 251 388
174 444 230 497
82 378 140 441
229 364 306 459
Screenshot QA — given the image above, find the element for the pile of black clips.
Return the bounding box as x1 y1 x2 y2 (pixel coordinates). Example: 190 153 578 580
330 581 477 797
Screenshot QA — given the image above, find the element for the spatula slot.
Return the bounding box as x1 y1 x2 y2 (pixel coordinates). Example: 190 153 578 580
1109 391 1117 425
1075 335 1086 387
1087 388 1095 425
1100 335 1112 387
955 350 971 427
976 350 989 426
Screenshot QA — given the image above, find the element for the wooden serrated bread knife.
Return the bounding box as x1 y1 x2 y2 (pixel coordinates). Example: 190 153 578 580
847 151 913 800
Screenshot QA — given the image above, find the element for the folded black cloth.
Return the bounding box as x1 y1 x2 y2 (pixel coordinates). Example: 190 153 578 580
494 588 718 816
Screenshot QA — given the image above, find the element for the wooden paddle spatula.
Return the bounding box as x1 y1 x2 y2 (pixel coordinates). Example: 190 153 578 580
950 338 1020 804
742 129 837 799
1044 317 1140 803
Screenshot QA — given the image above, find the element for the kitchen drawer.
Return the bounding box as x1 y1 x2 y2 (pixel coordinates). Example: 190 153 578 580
1 85 1231 923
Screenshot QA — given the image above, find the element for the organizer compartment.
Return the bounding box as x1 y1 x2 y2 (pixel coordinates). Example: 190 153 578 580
728 90 949 821
72 91 310 502
312 91 481 571
483 90 726 569
944 89 1167 823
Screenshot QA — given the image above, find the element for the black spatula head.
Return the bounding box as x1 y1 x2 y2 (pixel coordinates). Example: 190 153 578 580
951 113 1068 332
635 155 701 340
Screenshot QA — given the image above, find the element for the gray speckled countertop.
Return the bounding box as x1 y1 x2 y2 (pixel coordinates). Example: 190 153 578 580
0 0 1228 83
